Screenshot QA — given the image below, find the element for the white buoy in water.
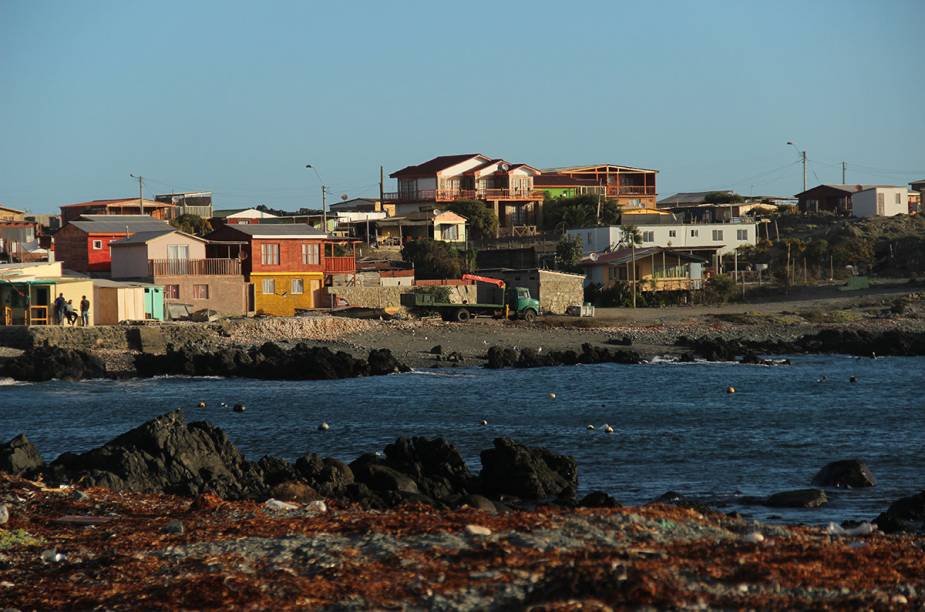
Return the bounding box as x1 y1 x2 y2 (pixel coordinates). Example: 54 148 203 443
547 392 557 400
197 400 206 409
233 403 246 413
587 424 595 431
479 419 488 426
603 424 615 434
726 386 736 394
318 422 330 432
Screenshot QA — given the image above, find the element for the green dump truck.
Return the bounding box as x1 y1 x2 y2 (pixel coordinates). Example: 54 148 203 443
402 274 540 322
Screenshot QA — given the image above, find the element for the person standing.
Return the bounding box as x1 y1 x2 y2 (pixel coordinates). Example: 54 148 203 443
80 295 90 327
53 292 66 325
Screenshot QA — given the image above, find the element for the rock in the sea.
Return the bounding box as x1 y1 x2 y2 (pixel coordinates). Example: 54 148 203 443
294 453 354 496
479 438 578 500
349 455 420 495
579 491 621 508
811 459 876 488
0 346 106 382
368 348 411 375
46 410 267 499
382 437 475 501
765 489 828 508
0 434 45 477
874 491 925 534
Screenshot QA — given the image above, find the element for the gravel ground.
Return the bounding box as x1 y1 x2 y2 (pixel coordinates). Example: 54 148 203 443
0 475 921 610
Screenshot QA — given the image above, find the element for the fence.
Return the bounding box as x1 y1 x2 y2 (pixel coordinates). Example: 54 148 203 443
149 258 241 276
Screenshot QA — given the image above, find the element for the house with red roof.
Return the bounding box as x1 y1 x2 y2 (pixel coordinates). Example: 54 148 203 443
60 198 176 224
53 215 173 274
382 154 544 237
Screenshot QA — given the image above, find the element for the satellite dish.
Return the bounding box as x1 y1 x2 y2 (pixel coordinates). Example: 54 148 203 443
589 252 599 262
340 193 348 201
499 162 510 172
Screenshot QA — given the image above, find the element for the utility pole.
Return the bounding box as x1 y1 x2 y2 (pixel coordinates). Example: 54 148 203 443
321 184 327 233
841 161 847 183
800 150 807 192
379 165 384 211
130 174 144 215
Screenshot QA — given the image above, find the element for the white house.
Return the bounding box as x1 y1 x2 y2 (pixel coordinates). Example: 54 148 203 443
567 221 757 257
851 186 908 218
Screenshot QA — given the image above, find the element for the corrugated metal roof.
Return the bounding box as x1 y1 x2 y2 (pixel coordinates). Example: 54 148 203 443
221 223 327 238
109 229 178 246
67 219 172 233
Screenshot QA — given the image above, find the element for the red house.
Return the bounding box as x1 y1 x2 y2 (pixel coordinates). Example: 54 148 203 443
204 223 356 314
60 198 176 224
54 215 173 274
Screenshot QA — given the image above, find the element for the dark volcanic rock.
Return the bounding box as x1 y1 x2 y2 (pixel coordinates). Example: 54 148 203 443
368 348 411 375
0 434 45 477
479 438 578 500
765 488 828 508
47 410 266 499
812 459 876 488
486 344 640 369
874 491 925 534
383 437 475 500
0 346 106 381
134 343 408 380
257 455 298 487
294 453 354 496
579 491 622 508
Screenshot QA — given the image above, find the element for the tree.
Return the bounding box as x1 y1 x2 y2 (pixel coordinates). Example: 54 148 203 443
703 191 745 204
170 214 212 237
555 235 584 272
401 239 463 280
446 200 498 240
542 195 620 231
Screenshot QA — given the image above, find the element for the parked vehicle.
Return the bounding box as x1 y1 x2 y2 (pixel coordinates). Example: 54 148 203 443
402 274 540 322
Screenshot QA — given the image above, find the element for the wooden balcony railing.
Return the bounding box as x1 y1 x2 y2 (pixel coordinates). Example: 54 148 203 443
382 189 545 203
323 256 356 273
149 258 242 276
606 185 657 196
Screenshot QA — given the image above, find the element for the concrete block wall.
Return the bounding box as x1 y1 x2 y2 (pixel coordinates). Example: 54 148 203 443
538 270 585 314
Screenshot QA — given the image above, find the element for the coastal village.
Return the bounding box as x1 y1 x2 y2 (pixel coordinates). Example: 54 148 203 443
3 153 923 327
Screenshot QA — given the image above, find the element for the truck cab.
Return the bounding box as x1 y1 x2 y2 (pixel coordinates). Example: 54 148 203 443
512 287 540 321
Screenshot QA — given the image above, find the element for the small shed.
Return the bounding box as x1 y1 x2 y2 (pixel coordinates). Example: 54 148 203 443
92 279 163 324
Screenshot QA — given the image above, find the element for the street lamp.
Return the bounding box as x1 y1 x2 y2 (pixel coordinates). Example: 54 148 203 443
305 164 328 232
786 141 807 192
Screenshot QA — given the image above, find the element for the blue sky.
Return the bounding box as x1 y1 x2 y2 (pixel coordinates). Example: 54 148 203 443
1 0 923 214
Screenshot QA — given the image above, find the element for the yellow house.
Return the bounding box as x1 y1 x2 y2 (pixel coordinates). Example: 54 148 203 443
0 262 95 325
251 271 325 315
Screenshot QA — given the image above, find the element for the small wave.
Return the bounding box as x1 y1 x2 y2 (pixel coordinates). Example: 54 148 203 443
408 369 477 378
0 377 30 386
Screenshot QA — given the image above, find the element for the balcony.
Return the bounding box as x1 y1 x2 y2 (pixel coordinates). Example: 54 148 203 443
323 256 356 273
382 189 545 203
605 185 657 197
149 258 242 276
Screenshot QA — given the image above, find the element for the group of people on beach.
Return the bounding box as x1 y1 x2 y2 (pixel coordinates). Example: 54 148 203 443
53 293 90 326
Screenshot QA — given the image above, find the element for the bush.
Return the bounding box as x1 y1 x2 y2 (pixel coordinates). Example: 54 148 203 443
703 274 738 304
555 235 584 272
446 200 497 240
401 239 463 280
170 214 212 236
542 195 619 231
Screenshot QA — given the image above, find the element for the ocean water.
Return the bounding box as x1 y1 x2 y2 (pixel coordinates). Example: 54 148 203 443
2 355 923 524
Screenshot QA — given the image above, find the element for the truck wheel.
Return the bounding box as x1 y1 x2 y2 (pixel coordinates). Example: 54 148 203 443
522 309 537 322
455 308 471 322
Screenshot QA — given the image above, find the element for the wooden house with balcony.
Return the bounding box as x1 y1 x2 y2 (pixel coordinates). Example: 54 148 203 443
579 246 707 295
60 198 177 224
110 228 248 316
384 154 545 238
542 164 658 209
204 223 357 316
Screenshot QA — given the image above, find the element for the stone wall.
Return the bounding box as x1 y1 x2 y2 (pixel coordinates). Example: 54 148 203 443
538 270 585 315
325 286 405 308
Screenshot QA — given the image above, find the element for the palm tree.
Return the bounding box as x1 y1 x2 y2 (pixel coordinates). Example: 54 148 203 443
616 225 643 308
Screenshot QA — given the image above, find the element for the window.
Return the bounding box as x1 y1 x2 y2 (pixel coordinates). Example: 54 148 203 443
895 192 901 204
642 231 655 243
737 229 748 240
712 230 724 241
441 225 459 240
261 278 275 295
877 192 885 207
668 230 676 238
167 244 189 260
690 229 699 237
291 278 304 295
164 284 180 299
301 243 320 265
92 240 103 250
261 243 280 265
193 284 209 300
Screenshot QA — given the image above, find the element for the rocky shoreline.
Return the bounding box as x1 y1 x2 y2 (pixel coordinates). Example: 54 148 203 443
1 412 924 609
